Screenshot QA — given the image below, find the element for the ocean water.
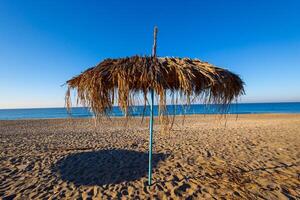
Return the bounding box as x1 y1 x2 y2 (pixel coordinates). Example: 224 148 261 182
0 102 300 120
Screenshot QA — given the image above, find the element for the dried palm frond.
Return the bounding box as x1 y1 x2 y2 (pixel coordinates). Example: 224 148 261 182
66 56 244 122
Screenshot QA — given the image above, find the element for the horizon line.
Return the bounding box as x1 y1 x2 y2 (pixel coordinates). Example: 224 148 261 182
1 101 300 110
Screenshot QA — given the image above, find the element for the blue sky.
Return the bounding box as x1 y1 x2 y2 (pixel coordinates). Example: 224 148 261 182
0 0 299 108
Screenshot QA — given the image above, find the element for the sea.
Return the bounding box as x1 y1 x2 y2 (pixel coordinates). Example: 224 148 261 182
0 102 300 120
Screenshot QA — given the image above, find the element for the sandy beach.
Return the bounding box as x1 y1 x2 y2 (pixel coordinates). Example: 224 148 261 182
0 114 299 199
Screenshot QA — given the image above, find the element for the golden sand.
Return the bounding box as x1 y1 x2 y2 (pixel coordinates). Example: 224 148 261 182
0 114 299 199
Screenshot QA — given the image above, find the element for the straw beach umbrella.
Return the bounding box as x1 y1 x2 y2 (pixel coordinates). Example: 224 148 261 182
65 27 244 185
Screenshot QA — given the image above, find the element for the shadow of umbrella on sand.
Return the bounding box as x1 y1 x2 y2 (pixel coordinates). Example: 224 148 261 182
65 27 244 185
52 149 169 186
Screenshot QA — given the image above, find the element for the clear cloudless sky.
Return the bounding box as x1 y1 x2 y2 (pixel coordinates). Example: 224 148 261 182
0 0 300 108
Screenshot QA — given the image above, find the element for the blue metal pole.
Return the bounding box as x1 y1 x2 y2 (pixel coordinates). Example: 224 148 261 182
148 26 157 186
148 89 154 185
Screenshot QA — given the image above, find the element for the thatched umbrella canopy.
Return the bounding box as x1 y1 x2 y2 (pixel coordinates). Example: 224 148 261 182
66 56 244 117
65 27 244 185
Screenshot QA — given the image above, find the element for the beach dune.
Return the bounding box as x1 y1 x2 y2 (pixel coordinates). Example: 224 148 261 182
0 114 299 199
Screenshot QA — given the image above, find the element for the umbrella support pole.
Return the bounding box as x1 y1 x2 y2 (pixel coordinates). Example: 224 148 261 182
148 26 158 186
148 89 154 185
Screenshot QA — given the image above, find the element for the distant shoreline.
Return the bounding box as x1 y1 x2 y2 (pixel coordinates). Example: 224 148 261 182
0 113 300 121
